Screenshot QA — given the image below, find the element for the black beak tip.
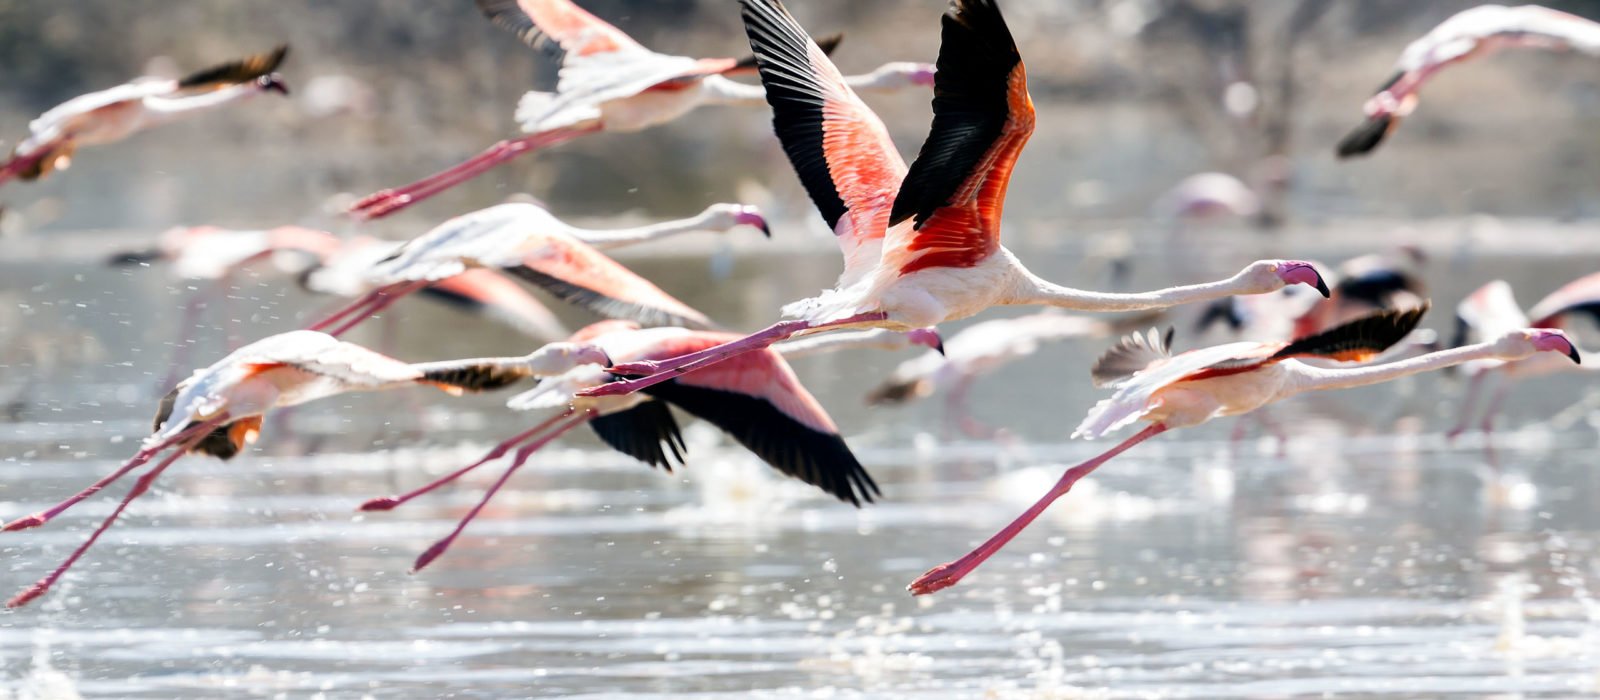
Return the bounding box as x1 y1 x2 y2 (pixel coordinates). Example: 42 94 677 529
1569 347 1582 365
934 341 946 357
261 74 290 95
759 223 772 238
1314 277 1332 299
1335 114 1392 159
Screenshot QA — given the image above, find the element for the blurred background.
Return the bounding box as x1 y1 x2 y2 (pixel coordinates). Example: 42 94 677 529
2 1 1600 697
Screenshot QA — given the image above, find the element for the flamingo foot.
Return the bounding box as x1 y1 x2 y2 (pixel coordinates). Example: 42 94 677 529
360 497 401 512
605 360 667 376
3 513 46 532
907 561 972 596
411 538 454 573
6 583 48 609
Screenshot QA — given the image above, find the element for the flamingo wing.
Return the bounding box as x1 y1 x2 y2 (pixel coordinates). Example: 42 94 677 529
884 0 1033 276
1526 271 1600 329
1074 339 1267 439
508 235 715 330
419 269 570 340
175 45 289 92
630 332 880 506
741 0 907 273
1259 305 1428 365
588 400 687 471
476 0 648 57
1454 280 1529 348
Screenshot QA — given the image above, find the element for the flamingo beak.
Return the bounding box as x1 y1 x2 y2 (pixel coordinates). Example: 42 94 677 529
259 74 290 96
1280 262 1330 298
735 208 772 238
908 327 945 356
1531 330 1581 364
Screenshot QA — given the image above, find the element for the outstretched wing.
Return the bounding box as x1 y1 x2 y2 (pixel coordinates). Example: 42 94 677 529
510 235 714 330
176 45 289 92
588 400 687 471
883 0 1032 276
476 0 648 57
1526 271 1600 329
741 0 907 274
1090 327 1174 388
1454 280 1529 347
1267 304 1429 363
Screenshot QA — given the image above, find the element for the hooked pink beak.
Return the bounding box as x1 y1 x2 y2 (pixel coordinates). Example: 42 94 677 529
908 327 944 356
258 74 290 96
909 64 938 88
1279 261 1330 298
1530 329 1581 364
735 207 771 238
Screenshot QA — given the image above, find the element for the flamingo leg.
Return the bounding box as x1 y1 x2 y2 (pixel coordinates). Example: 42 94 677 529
908 423 1169 596
307 286 390 333
410 410 593 572
1479 382 1510 463
348 127 598 220
584 312 890 398
361 410 575 511
1447 371 1488 442
325 281 430 338
158 289 214 392
949 376 994 440
7 417 222 608
3 415 230 532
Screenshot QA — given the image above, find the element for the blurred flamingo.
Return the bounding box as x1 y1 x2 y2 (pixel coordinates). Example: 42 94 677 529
1337 5 1600 157
348 0 936 219
2 330 606 607
1449 273 1600 442
310 201 769 337
0 46 290 187
910 304 1582 595
582 0 1329 400
360 320 878 572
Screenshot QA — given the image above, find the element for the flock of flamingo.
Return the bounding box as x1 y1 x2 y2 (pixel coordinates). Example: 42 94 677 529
1 0 1597 608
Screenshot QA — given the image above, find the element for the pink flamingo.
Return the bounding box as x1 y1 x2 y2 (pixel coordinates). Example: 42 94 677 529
0 46 290 186
1448 273 1600 442
302 235 569 342
1337 4 1600 157
909 304 1581 595
309 201 769 337
866 312 1157 438
359 320 878 572
580 0 1329 401
1 330 606 607
348 0 935 220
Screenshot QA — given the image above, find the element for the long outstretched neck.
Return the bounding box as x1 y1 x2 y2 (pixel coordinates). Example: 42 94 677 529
1291 342 1510 394
1005 266 1263 313
145 82 263 121
774 329 906 359
700 75 769 106
571 210 727 250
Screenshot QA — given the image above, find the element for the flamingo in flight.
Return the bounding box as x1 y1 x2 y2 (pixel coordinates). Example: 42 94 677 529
309 201 770 338
347 0 936 220
580 0 1329 401
909 304 1582 595
867 311 1159 438
302 235 569 342
0 46 290 187
1336 4 1600 158
1448 272 1600 442
359 320 879 572
1 330 609 607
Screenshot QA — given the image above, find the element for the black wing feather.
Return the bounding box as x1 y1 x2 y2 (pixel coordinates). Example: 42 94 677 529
640 379 879 506
177 45 289 90
503 266 714 330
589 400 687 471
888 0 1020 229
1272 304 1429 361
151 388 241 460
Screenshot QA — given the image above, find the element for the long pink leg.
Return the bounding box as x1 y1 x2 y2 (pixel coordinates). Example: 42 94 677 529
361 410 575 511
1446 371 1488 442
159 290 213 392
584 312 890 398
307 287 390 333
908 423 1169 596
348 127 598 221
410 411 593 572
948 376 995 440
3 415 229 532
324 281 430 338
1479 382 1510 462
7 420 219 607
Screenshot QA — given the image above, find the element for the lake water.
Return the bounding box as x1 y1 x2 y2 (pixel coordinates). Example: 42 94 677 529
1 221 1598 698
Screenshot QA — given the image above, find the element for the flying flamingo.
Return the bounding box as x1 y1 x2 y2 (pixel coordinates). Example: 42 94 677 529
1291 250 1428 339
578 0 1330 401
309 201 770 338
359 320 879 572
302 235 569 342
866 311 1159 438
347 0 936 220
1336 4 1600 158
1 330 608 607
1448 273 1600 442
909 304 1582 595
0 46 290 186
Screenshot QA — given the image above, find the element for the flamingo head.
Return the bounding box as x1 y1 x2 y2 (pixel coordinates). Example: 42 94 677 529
898 62 938 88
1255 260 1330 298
907 327 945 356
1504 328 1581 364
257 74 291 96
525 342 613 375
705 203 771 238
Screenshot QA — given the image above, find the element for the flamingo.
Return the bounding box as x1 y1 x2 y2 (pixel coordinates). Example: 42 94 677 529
909 304 1582 595
358 320 878 572
1336 4 1600 158
0 46 290 186
579 0 1330 401
1 330 608 607
347 0 936 220
866 311 1158 438
302 235 569 342
309 201 770 338
1291 250 1428 339
1448 273 1600 442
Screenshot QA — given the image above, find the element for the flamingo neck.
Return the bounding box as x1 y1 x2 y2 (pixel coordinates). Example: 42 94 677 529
700 75 768 105
774 329 909 359
1287 342 1521 394
571 210 727 250
842 63 928 92
143 82 262 121
1005 266 1265 312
